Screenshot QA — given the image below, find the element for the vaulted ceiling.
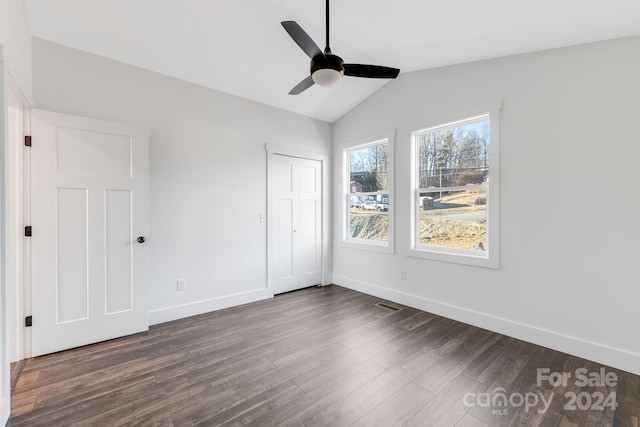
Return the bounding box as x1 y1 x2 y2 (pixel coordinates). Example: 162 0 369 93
24 0 640 122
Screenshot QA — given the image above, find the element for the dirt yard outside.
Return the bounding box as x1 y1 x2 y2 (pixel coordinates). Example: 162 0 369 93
349 190 487 250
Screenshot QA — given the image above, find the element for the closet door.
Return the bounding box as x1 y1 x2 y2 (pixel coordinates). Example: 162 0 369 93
273 155 321 294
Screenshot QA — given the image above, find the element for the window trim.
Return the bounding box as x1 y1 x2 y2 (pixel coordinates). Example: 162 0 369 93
409 103 501 268
339 130 395 253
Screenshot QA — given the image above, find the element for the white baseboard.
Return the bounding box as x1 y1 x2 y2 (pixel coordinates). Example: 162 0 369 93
333 274 640 376
149 288 273 326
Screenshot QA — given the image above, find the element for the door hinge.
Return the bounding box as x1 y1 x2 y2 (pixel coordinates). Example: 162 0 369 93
25 226 32 237
25 135 32 147
25 316 33 327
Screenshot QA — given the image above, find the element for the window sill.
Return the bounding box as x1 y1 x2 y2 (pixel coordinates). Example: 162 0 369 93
341 239 394 254
407 246 498 269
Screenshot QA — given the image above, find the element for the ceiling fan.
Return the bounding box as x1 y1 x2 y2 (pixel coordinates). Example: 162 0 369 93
281 0 400 95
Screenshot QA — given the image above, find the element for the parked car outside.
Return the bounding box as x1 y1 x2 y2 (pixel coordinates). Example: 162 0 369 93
375 202 388 211
361 200 377 210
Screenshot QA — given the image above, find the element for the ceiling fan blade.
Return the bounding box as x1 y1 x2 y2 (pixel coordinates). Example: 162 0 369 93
289 75 315 95
281 21 323 59
343 64 400 79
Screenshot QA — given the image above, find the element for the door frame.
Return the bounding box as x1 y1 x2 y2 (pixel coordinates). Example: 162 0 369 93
266 144 330 295
2 66 33 423
6 75 31 362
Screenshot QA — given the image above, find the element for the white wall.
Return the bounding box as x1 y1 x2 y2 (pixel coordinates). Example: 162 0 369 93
333 36 640 375
0 0 33 102
31 38 332 324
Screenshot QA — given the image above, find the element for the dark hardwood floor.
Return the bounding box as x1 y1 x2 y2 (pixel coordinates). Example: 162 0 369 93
8 285 640 426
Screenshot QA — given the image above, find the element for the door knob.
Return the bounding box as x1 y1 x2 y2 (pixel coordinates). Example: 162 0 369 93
137 236 146 243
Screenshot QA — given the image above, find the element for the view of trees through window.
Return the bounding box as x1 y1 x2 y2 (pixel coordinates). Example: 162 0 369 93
415 116 490 252
348 141 389 242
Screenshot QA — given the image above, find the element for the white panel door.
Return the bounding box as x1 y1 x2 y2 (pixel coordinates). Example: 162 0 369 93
273 155 321 294
30 109 149 357
274 156 297 294
297 158 322 288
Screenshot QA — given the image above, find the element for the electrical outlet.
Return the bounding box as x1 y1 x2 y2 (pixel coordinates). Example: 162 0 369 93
177 279 186 291
400 270 407 280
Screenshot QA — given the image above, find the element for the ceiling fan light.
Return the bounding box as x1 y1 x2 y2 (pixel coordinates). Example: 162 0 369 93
312 68 343 87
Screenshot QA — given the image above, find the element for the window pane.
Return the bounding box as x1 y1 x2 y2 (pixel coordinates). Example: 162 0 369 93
348 193 388 241
418 189 487 251
348 142 389 242
349 144 389 193
417 119 489 188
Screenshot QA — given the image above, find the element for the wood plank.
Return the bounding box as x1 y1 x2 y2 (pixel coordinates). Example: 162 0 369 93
356 382 435 426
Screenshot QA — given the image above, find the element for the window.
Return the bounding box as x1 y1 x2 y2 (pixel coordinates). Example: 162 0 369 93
411 107 499 268
341 131 394 252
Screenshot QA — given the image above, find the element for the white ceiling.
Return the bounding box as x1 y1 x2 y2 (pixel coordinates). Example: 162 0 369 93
24 0 640 123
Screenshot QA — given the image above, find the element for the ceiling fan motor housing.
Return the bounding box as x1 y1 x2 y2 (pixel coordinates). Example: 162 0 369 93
311 53 344 75
310 53 345 86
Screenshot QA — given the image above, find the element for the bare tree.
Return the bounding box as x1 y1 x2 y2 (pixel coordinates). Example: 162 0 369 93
417 119 490 189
